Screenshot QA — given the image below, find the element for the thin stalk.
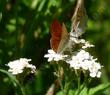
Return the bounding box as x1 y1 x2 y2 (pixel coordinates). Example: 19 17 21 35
77 76 81 95
76 70 81 95
55 61 73 95
63 67 74 95
80 71 87 92
54 61 64 94
58 62 64 94
15 80 26 95
57 62 70 95
63 81 71 95
20 85 26 95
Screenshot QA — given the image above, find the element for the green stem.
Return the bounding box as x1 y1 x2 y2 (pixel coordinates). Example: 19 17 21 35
80 71 87 92
57 62 64 94
55 61 73 95
76 70 81 95
56 61 70 95
77 76 80 95
20 85 26 95
63 82 71 95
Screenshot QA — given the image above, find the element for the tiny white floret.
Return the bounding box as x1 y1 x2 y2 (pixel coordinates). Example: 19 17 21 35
7 58 36 75
44 49 67 62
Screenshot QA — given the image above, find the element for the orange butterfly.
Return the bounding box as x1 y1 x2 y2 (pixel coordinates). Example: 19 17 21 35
50 0 88 53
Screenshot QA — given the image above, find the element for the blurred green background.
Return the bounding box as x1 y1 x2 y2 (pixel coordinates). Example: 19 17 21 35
0 0 110 95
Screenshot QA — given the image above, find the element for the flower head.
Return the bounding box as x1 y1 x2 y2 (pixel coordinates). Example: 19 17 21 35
67 49 102 78
44 49 67 62
7 58 36 75
82 41 94 49
88 61 102 78
70 38 94 49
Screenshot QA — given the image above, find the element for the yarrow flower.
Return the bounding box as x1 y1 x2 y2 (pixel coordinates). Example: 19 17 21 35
89 60 102 78
7 58 36 75
70 38 94 49
44 38 102 78
44 49 67 62
82 41 94 49
70 37 85 44
67 49 102 78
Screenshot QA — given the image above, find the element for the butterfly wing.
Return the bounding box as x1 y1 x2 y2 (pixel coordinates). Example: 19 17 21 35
71 0 88 37
57 23 69 53
50 19 62 52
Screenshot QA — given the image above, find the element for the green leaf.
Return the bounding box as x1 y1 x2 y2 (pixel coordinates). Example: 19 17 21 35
79 87 88 95
56 91 63 95
0 69 18 84
56 89 75 95
89 83 110 95
0 69 25 95
68 89 75 95
38 0 46 12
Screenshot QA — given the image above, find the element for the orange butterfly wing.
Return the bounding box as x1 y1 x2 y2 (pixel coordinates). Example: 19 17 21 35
50 19 62 52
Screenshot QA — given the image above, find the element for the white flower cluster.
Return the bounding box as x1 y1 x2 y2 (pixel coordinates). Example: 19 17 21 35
67 50 102 78
70 37 94 49
44 49 67 62
44 39 102 78
7 58 36 75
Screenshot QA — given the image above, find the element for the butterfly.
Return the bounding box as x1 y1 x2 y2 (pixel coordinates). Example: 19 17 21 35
50 0 88 53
